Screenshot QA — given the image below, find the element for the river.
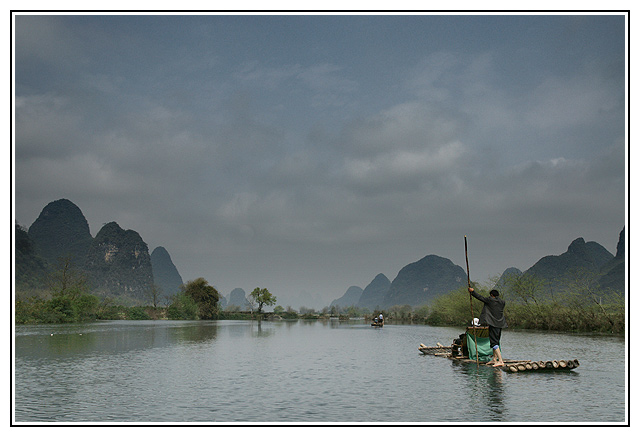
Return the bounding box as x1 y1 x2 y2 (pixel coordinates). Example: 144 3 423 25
13 320 627 424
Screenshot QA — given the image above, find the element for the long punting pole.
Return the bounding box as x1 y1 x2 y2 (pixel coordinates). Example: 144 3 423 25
465 235 479 368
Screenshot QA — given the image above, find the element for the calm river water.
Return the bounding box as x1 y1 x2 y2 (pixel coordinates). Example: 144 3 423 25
13 320 627 424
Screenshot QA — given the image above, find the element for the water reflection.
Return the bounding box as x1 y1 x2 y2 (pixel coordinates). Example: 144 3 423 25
14 321 626 423
170 322 218 343
251 320 275 338
15 321 221 359
453 362 505 421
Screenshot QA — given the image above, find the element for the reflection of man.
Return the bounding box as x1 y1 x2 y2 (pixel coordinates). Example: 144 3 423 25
468 288 507 367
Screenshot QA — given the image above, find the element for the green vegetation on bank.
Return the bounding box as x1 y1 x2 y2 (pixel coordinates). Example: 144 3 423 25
425 270 624 334
15 258 624 334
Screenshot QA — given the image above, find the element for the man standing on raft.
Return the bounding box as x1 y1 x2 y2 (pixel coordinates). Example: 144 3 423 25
468 288 507 367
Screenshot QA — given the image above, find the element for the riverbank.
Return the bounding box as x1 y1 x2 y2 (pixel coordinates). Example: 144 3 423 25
15 289 624 334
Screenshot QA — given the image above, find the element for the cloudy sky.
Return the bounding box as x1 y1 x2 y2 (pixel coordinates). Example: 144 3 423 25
13 12 627 309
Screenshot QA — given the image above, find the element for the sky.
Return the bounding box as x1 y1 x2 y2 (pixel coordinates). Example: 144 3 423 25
12 12 627 310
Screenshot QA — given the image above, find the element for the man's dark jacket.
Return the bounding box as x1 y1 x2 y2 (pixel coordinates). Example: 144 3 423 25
471 290 508 329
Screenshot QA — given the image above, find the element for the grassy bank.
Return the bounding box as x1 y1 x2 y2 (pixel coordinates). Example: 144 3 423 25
15 285 625 335
423 285 624 335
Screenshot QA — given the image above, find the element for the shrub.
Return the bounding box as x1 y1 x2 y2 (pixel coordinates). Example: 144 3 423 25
167 292 198 320
127 307 150 320
183 278 220 320
425 286 475 326
72 294 99 322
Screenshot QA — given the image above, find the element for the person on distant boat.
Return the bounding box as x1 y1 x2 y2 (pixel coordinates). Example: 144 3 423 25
378 313 384 323
468 288 507 367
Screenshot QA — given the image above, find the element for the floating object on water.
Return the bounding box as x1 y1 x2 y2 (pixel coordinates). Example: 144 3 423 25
419 342 580 373
419 343 452 355
504 359 580 373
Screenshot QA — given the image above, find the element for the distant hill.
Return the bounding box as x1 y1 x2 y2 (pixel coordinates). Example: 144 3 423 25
357 273 391 311
16 199 187 304
226 288 251 310
15 224 49 290
84 222 154 301
16 199 625 309
150 246 183 298
525 237 614 292
219 294 228 308
329 286 364 309
496 267 522 288
382 255 467 308
495 231 624 298
598 228 625 293
28 199 93 266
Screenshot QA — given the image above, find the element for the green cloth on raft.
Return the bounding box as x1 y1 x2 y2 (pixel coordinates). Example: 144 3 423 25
466 333 499 362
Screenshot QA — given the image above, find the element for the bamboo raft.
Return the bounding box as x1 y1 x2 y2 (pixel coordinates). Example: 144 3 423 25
418 343 451 355
419 343 580 373
499 359 580 373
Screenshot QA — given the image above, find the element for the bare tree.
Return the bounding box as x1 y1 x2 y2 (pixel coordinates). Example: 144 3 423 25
46 256 88 300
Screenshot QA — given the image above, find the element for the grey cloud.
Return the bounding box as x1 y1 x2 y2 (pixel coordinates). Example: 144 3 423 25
14 14 626 302
14 16 82 71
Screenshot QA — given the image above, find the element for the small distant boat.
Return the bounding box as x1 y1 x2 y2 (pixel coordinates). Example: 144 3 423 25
371 318 384 327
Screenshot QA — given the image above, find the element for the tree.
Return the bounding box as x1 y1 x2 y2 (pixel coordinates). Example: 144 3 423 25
563 267 624 332
413 304 430 321
146 284 162 309
36 256 99 323
182 278 220 320
299 306 315 315
388 304 412 320
500 271 550 328
249 287 277 315
46 256 89 300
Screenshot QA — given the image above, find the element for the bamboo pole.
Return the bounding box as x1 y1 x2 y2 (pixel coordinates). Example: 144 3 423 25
465 235 479 368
